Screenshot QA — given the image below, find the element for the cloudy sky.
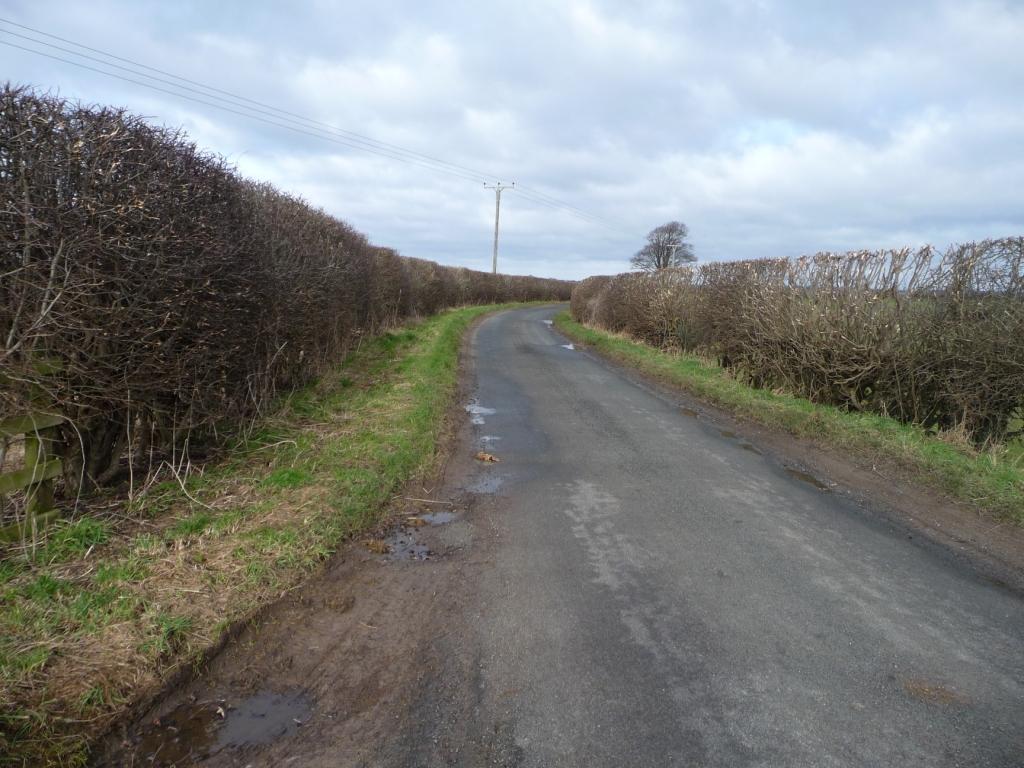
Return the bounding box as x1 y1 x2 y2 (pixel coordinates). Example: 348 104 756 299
2 1 1022 279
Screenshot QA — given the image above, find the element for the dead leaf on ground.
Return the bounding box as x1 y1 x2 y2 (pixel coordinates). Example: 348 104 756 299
902 679 968 705
405 516 428 527
475 451 500 462
362 539 390 554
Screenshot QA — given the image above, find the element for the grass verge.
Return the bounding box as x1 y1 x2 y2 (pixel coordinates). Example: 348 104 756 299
555 312 1024 524
0 303 521 767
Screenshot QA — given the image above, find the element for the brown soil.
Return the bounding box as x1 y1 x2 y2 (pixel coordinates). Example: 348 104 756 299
93 314 501 767
96 487 500 766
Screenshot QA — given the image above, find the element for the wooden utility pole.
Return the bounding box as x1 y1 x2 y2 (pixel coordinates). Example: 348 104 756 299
484 182 514 274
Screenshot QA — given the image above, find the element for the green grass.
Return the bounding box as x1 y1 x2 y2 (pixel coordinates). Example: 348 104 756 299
261 467 312 489
0 302 532 767
166 511 213 539
144 612 193 656
37 519 110 563
555 311 1024 523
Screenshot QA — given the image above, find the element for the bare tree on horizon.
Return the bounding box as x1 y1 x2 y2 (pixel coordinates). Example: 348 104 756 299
631 221 696 271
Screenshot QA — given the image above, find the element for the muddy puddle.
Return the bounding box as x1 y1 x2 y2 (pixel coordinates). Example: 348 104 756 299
465 472 505 494
716 429 763 455
421 510 457 525
784 467 831 491
364 508 461 560
130 690 311 765
382 528 431 560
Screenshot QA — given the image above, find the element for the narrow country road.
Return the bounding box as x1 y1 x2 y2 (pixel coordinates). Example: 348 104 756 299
112 305 1024 768
391 305 1023 767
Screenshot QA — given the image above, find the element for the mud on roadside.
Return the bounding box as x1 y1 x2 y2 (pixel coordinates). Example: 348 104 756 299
97 491 495 766
93 310 516 767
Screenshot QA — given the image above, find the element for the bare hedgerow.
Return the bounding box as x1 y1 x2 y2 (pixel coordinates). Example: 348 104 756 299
569 275 610 325
0 84 573 507
572 240 1024 444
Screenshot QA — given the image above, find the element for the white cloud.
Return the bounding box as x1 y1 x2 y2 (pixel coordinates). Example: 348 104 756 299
0 0 1021 279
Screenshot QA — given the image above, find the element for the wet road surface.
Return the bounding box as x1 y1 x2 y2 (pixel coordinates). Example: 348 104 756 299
394 305 1023 767
113 304 1023 767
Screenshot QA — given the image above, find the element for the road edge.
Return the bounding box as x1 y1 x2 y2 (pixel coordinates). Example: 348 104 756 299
76 303 530 767
554 312 1024 595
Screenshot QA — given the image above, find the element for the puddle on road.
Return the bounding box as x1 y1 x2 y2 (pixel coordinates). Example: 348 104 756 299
134 699 219 765
984 575 1010 590
421 510 457 525
716 429 764 456
681 407 765 457
383 529 431 560
133 690 311 765
465 473 505 494
784 467 831 491
465 402 496 425
218 691 311 746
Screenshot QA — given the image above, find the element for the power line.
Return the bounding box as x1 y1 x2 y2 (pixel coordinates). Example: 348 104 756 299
514 187 631 234
0 35 629 234
0 19 633 235
520 185 608 224
0 38 488 185
0 17 496 184
0 29 490 182
0 37 630 236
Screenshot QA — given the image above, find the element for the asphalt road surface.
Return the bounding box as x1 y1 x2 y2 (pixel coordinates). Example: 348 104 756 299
114 304 1023 768
399 305 1023 767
